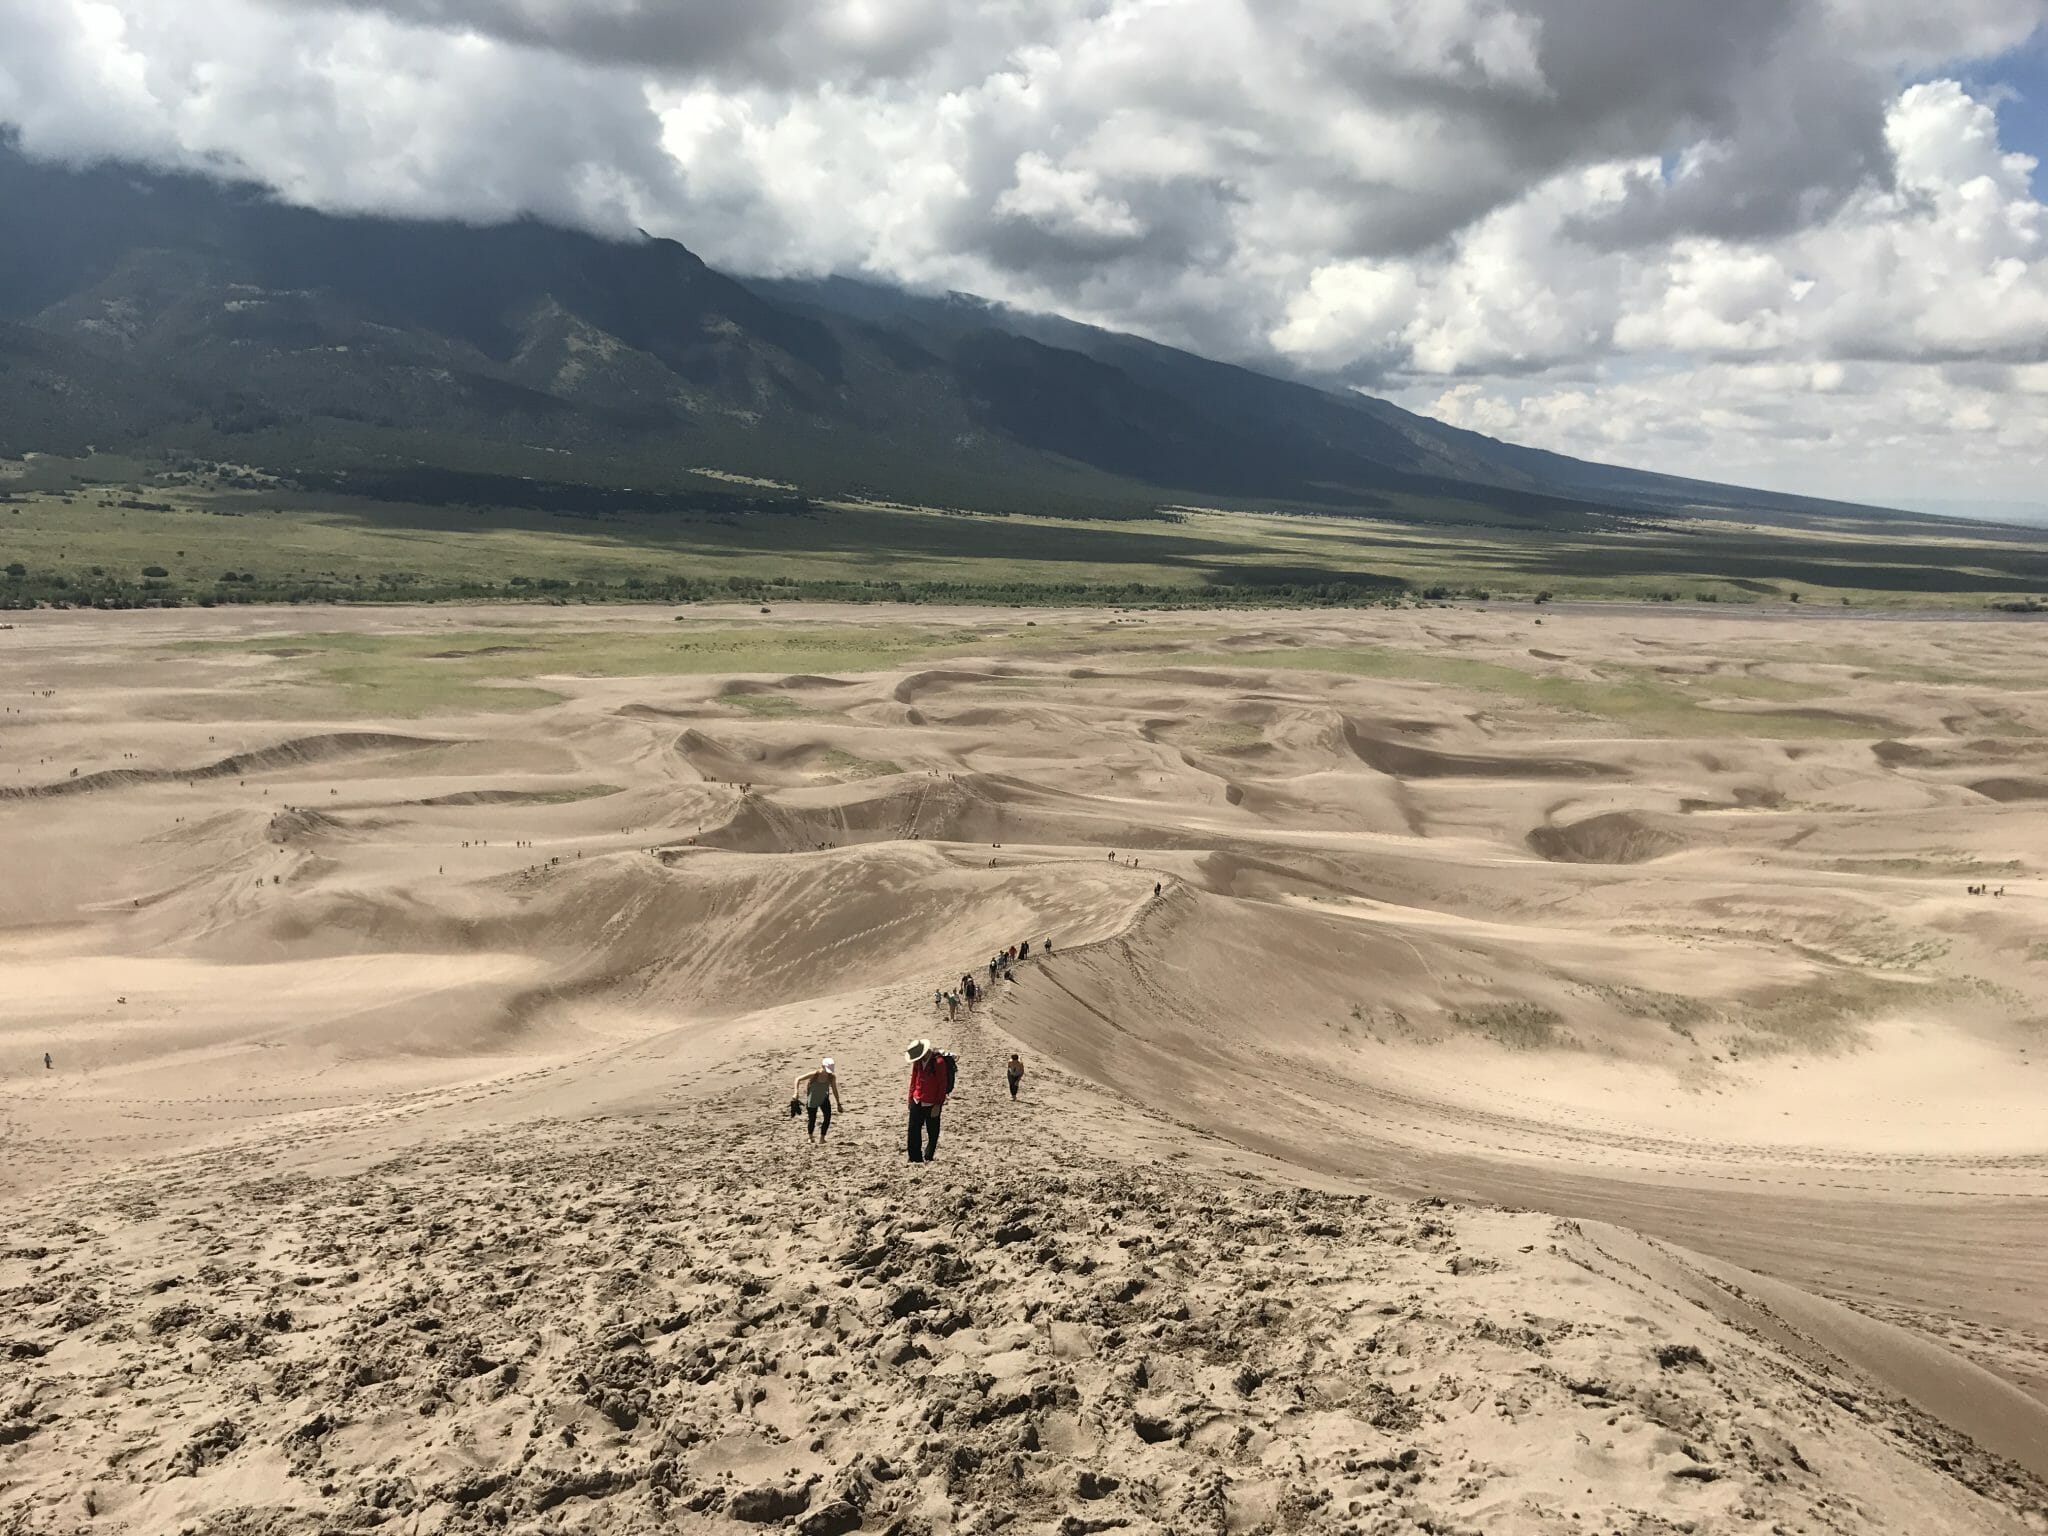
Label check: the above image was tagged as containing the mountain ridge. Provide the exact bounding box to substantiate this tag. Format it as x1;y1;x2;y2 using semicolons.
0;139;1917;528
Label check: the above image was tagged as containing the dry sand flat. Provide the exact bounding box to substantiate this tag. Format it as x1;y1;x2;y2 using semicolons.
4;600;2048;1533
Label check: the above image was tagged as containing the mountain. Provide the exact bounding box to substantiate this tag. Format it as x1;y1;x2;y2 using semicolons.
0;140;1898;526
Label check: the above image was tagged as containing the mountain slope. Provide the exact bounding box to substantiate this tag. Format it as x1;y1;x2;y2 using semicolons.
0;140;1904;525
753;273;1913;525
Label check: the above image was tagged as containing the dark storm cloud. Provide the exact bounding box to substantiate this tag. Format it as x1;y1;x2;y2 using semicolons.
255;0;962;85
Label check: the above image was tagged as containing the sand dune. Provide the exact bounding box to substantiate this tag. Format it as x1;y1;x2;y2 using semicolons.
5;601;2048;1533
0;732;450;799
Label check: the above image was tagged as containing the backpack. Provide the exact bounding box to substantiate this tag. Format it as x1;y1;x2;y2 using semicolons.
939;1052;958;1093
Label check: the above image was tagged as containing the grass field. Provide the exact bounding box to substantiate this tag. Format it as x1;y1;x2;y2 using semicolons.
147;613;1955;742
6;452;2048;611
1199;647;1878;738
172;624;987;714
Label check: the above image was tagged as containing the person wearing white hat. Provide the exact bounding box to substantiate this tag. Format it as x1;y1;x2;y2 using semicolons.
793;1057;844;1142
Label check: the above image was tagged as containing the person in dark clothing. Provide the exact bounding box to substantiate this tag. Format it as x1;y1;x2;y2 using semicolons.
793;1059;844;1142
1006;1053;1024;1100
1154;881;1161;897
44;1052;52;1070
905;1038;950;1163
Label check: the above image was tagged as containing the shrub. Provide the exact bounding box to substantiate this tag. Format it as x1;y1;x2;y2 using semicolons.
142;564;169;578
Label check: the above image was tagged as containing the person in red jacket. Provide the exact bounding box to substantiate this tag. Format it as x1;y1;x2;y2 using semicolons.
905;1038;952;1164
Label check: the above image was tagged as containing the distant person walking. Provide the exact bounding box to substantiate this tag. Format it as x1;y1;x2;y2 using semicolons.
905;1038;954;1164
1006;1052;1024;1100
44;1051;52;1071
793;1058;844;1142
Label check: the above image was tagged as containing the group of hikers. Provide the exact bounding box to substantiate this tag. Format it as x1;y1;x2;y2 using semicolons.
789;1041;1027;1163
929;936;1053;1020
790;931;1048;1163
1967;883;2007;896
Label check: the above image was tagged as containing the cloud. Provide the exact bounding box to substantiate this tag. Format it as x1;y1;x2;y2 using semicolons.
0;0;685;230
2;0;2047;504
254;0;963;87
1408;353;2048;508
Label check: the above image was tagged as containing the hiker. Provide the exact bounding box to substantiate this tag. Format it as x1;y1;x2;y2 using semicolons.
905;1039;955;1164
44;1052;52;1071
793;1058;844;1142
1154;881;1161;897
1044;937;1053;954
946;993;960;1021
1006;1052;1024;1100
1019;939;1030;960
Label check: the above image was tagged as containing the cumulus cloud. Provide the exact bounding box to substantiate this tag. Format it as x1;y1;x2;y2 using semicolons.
2;0;2047;504
0;0;684;229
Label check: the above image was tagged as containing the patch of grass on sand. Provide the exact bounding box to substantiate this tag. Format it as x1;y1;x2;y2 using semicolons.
1684;673;1831;704
725;693;810;718
1198;647;1873;738
176;623;976;712
1584;984;1715;1029
1450;1002;1568;1049
1163;720;1264;752
1730;976;1932;1052
1815;856;2022;880
519;784;628;804
820;749;902;779
262;658;564;717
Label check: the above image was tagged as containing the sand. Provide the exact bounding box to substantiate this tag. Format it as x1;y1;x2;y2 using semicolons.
4;600;2048;1534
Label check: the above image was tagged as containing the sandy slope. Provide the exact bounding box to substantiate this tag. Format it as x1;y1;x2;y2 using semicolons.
4;987;2045;1535
5;601;2048;1532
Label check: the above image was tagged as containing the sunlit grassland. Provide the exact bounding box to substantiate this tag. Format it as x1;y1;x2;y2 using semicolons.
6;471;2048;610
1193;647;1872;738
170;624;1003;715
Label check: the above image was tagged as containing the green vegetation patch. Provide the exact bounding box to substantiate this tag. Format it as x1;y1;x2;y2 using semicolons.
1728;976;1934;1053
725;693;810;718
1160;720;1265;752
1583;983;1715;1029
175;623;991;714
819;749;902;779
1189;647;1873;739
7;455;2048;614
1449;1002;1569;1050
